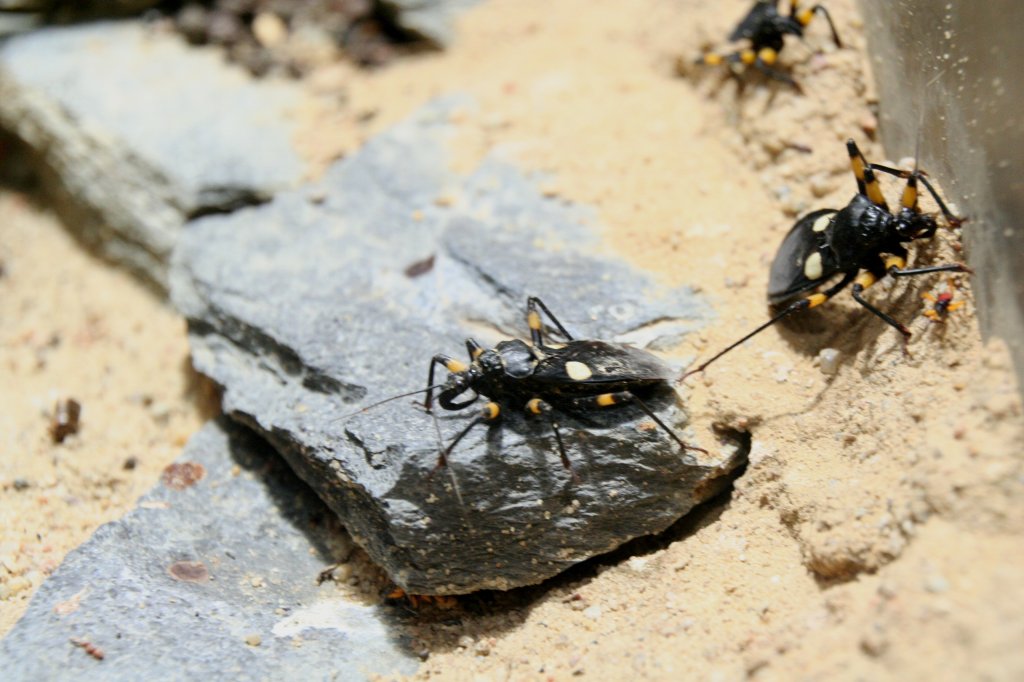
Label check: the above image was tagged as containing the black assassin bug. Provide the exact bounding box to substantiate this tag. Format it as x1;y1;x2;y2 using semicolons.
347;297;705;480
695;0;842;86
682;139;970;379
422;297;706;478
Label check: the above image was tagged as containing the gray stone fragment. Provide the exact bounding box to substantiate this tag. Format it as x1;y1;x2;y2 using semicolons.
0;419;418;680
381;0;480;47
171;98;743;594
0;21;306;290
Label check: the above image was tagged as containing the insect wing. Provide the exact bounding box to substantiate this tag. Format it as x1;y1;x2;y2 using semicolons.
767;208;840;303
533;341;670;385
729;1;778;41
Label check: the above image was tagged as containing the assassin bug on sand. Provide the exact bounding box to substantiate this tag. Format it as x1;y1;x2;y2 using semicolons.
695;0;842;86
682;139;970;379
348;297;704;482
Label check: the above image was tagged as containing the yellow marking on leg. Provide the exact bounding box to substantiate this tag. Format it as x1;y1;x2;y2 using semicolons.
446;359;468;373
471;347;484;360
901;180;918;210
885;255;906;271
849;151;866;182
924;310;940;321
564;361;593;381
864;169;888;206
796;8;814;26
702;53;724;66
740;49;756;65
527;310;542;331
854;272;878;289
921;292;937;303
482;402;500;420
527;398;544;415
596;393;618;407
807;293;828;308
947;301;965;312
757;47;778;65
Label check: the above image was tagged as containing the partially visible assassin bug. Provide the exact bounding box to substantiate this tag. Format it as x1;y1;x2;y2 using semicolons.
695;0;842;86
384;585;458;611
922;278;966;323
349;297;703;481
70;637;104;661
683;139;970;379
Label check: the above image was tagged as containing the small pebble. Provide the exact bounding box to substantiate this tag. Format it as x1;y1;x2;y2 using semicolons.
582;605;602;620
457;635;474;650
924;573;949;594
245;634;262;647
473;639;492;656
819;348;841;376
252;12;288;49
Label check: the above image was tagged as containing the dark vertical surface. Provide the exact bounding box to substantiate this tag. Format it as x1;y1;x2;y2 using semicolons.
860;0;1024;388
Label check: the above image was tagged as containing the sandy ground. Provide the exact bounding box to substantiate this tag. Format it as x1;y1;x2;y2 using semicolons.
0;193;211;634
2;0;1022;679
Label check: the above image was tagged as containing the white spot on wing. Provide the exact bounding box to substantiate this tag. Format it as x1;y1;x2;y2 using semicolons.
804;251;823;280
565;361;593;381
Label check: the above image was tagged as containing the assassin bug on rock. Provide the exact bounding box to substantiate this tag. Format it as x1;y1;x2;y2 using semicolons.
424;297;706;478
350;298;704;481
682;139;970;379
695;0;842;86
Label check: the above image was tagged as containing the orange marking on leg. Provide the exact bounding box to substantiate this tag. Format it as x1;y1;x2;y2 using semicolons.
758;47;778;65
854;272;878;289
807;293;828;308
885;255;906;271
446;359;468;373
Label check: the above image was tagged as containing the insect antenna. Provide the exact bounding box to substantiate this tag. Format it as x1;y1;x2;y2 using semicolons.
333;383;447;422
679;300;812;381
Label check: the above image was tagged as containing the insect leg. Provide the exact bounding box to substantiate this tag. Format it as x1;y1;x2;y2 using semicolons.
888;263;971;277
527;296;575;346
846;139;889;208
465;338;485;361
431;402;501;472
571;392;707;455
884;248;971;278
424;354;467;411
525;398;578;481
850;263;911;338
682;270;858;379
752;47;799;87
792;3;842;47
867;164;964;227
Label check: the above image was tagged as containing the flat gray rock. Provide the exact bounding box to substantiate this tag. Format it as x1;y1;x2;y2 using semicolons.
0;419;418;681
0;21;306;290
171;97;744;594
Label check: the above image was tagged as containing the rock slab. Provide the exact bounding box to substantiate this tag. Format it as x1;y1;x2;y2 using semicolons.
0;419;418;681
171;98;745;594
0;21;306;290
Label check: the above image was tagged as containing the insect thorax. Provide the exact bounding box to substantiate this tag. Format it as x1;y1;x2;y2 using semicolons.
829;195;897;259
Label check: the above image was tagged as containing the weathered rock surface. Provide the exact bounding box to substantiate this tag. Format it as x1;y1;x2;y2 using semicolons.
382;0;480;46
171;98;745;594
0;21;306;290
0;419;418;680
